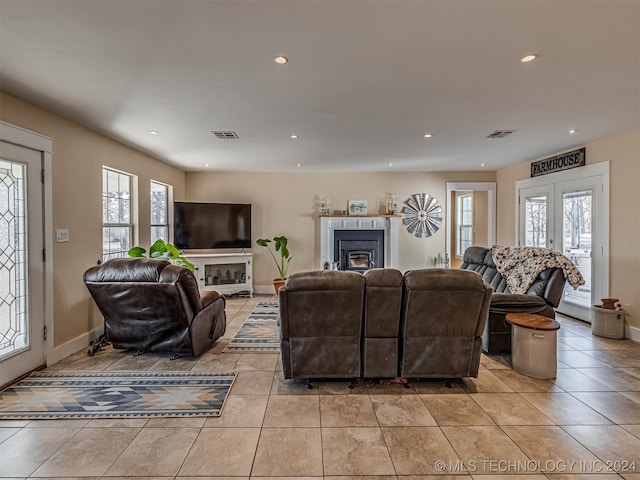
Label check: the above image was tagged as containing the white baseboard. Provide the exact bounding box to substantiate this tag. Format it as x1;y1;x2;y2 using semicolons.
47;325;104;367
625;324;640;342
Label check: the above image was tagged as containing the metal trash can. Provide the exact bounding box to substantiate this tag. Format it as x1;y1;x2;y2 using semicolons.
591;306;625;339
506;313;560;380
511;325;559;379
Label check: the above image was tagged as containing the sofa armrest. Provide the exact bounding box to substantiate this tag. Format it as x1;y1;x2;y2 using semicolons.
201;290;224;308
544;269;566;308
190;295;226;356
490;292;548;315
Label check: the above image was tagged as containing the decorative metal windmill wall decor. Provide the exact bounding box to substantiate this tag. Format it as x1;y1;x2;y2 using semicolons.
402;193;442;238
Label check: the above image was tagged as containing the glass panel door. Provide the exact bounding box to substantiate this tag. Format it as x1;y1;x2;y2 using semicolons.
561;188;593;309
0;160;28;360
519;186;553;248
554;175;604;321
0;141;45;386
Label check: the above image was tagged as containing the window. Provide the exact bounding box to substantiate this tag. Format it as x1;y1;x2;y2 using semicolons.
150;181;169;243
456;193;473;256
102;167;132;261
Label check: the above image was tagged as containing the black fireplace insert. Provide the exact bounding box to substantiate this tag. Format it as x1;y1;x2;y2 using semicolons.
334;230;384;272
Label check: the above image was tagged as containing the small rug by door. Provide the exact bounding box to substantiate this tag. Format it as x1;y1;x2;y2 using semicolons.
224;301;279;353
0;371;236;419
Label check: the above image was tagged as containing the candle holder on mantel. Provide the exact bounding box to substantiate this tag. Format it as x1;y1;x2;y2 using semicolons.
319;195;332;216
386;194;399;215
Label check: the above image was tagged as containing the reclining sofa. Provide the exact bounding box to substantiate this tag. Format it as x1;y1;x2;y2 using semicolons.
459;246;566;353
278;268;491;382
84;258;226;357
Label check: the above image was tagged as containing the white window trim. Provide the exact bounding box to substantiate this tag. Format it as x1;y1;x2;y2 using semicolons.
445;182;496;263
102;166;137;260
150;179;172;243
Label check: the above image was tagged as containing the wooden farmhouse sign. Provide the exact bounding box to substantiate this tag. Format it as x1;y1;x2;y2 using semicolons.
531;148;585;177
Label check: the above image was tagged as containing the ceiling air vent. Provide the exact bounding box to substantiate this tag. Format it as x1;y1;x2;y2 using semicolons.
211;131;239;139
486;130;517;139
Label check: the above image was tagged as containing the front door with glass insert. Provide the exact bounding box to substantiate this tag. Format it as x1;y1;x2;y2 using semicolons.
0;141;45;386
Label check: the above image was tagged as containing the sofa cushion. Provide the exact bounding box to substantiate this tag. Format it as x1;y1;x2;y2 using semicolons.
278;270;365;379
363;268;403;338
400;268;492;378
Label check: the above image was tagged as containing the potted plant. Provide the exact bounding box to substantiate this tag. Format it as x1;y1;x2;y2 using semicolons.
128;239;195;270
256;235;292;294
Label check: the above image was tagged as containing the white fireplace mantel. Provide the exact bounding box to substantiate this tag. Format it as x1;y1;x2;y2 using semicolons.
320;216;399;269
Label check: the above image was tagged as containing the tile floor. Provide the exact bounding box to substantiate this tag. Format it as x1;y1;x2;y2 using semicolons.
1;295;640;479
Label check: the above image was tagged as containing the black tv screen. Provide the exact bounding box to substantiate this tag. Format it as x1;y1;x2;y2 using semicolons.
174;202;252;249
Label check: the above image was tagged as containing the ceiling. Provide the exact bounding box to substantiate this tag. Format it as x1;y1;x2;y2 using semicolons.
1;0;638;173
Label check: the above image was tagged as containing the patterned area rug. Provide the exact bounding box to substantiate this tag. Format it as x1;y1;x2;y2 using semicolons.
224;301;280;353
0;371;236;419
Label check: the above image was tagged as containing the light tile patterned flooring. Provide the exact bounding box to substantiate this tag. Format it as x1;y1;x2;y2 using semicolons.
1;295;640;479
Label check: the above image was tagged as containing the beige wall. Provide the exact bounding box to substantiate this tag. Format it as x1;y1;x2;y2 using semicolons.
474;190;489;247
4;89;636;347
0;92;186;347
185;171;495;288
496;128;640;330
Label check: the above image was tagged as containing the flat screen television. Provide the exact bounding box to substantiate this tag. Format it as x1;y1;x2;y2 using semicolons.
174;202;252;250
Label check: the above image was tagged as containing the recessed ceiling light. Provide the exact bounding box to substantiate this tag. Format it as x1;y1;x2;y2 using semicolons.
274;56;288;64
521;54;538;63
296;163;302;167
388;163;393;167
148;130;159;135
481;163;486;167
205;163;210;167
423;133;433;138
290;134;299;139
569;128;578;134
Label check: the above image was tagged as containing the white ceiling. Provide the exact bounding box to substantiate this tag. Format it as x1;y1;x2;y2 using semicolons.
1;0;638;172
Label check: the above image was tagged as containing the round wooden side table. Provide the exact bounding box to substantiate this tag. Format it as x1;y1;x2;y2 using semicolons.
505;313;561;379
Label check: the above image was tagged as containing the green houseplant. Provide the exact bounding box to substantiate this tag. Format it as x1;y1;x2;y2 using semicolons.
128;239;195;270
256;235;292;293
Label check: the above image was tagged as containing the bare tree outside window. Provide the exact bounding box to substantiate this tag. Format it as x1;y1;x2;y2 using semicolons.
525;195;547;247
564;190;592;251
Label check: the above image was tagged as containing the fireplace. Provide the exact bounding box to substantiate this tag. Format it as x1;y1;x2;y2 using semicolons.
320;216;399;271
334;229;384;272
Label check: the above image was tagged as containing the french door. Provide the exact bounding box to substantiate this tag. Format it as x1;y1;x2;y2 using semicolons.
0;131;48;386
517;163;609;322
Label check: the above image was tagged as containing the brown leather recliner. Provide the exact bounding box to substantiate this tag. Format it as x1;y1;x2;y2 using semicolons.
400;269;492;379
84;258;226;357
278;270;365;380
460;246;566;353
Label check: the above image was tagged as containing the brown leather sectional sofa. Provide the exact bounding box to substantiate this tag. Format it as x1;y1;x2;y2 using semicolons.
459;245;566;353
278;268;492;382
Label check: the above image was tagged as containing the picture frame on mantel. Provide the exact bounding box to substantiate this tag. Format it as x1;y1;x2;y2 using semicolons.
348;200;368;216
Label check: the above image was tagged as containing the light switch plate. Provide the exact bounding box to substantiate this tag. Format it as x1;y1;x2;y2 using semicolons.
56;229;69;243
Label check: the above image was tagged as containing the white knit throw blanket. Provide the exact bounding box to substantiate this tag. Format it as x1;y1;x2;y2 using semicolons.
491;246;585;294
